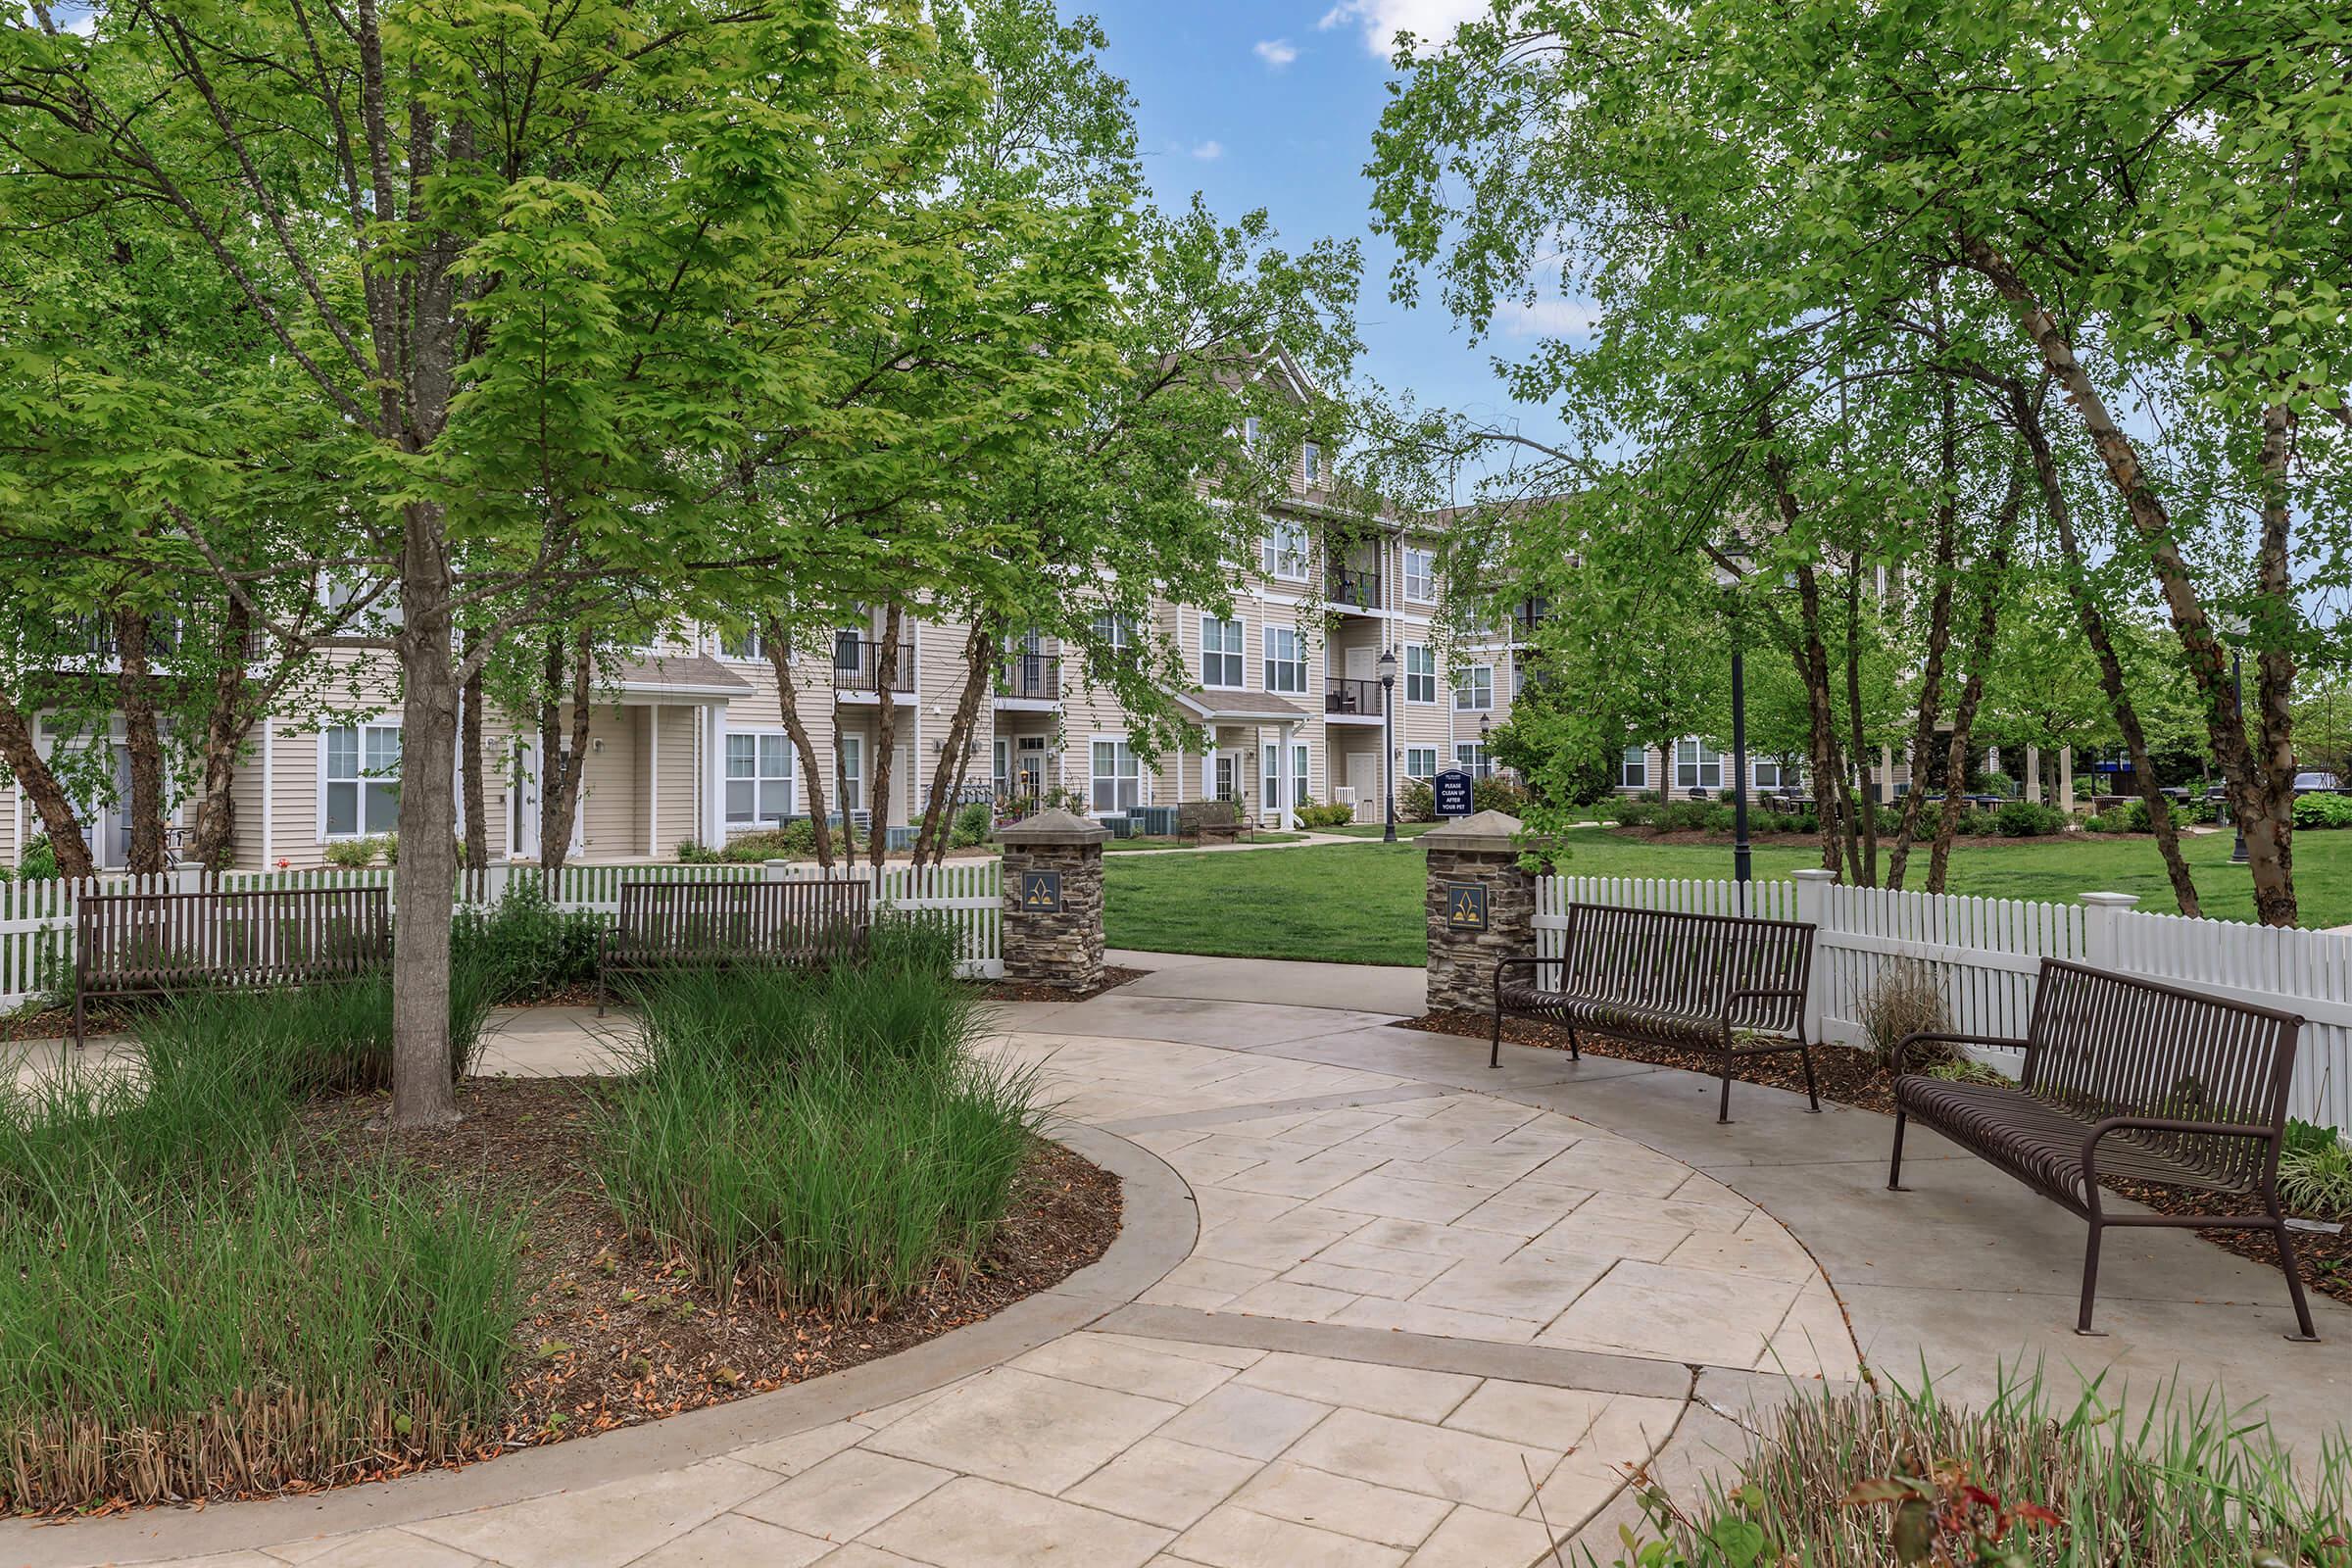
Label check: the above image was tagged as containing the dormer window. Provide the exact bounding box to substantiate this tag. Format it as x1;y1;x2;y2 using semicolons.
1243;416;1260;448
1302;441;1322;487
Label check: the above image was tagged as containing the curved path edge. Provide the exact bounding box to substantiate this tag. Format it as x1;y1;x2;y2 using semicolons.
5;1122;1199;1568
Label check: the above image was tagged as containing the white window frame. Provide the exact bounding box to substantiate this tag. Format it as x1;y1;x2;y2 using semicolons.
1260;740;1309;810
1675;737;1724;791
1403;644;1436;705
1455;743;1490;775
837;736;864;811
1302;440;1323;487
1754;758;1785;790
717;625;764;661
993;738;1010;798
724;729;796;827
1452;663;1493;711
320;719;402;840
1403;547;1436;603
1262;625;1307;694
1404;746;1439;780
1090;738;1142;814
1260;519;1309;582
1619;746;1648;790
1201;615;1245;689
1090;612;1132;651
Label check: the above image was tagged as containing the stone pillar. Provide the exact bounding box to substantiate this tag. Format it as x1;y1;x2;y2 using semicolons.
1423;809;1536;1014
2059;746;2075;816
2025;744;2043;804
999;808;1107;991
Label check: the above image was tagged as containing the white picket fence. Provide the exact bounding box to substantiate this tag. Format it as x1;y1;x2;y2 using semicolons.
1533;867;2349;1133
0;858;1004;1006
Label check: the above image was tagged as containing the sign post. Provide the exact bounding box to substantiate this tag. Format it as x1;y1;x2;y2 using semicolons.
1433;768;1473;818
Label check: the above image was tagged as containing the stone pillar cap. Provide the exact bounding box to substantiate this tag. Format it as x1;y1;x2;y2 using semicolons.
1421;809;1524;851
998;808;1109;846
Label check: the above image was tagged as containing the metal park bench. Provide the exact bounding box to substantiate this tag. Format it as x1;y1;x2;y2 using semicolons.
74;884;392;1046
1492;903;1819;1123
598;877;871;1011
1177;800;1250;845
1888;959;2317;1341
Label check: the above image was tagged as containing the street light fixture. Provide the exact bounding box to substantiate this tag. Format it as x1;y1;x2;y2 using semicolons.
1378;646;1397;844
1480;711;1492;778
2230;644;2250;865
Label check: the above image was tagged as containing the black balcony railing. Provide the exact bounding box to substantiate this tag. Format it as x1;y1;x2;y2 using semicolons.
1325;676;1385;717
997;653;1061;701
832;637;916;694
1327;565;1382;611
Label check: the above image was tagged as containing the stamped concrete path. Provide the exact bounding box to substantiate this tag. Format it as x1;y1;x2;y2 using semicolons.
9;950;2344;1568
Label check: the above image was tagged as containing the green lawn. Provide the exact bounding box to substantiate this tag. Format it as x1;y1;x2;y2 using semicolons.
1102;831;1306;852
1102;830;2352;967
1323;821;1438;839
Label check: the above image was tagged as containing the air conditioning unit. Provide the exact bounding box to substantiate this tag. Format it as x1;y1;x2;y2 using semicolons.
1333;787;1357;808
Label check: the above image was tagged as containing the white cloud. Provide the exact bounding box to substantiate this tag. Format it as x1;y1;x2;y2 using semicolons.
1496;298;1606;338
1191;140;1225;161
1318;0;1489;56
1253;37;1299;69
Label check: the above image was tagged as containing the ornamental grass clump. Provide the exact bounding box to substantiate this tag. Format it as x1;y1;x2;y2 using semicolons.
600;942;1044;1315
1613;1367;2352;1567
0;982;528;1513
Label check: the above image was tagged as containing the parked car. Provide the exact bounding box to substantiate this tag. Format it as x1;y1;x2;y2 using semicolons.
2204;770;2347;804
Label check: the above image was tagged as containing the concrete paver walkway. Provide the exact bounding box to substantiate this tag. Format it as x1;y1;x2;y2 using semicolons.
8;950;2344;1568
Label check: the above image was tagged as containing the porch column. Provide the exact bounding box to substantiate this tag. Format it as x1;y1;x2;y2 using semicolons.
2025;745;2042;804
2058;746;2075;816
1281;720;1300;832
647;704;662;857
705;706;727;848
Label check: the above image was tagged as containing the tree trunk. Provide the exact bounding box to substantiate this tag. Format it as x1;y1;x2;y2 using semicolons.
867;605;904;870
1960;233;2285;921
113;610;170;874
461;630;488;873
2009;380;2203;916
1928;466;2025;892
539;627;593;872
388;502;462;1128
2246;401;2298;919
761;615;832;871
188;595;253;868
0;696;95;878
1886;368;1961;890
913;618;996;866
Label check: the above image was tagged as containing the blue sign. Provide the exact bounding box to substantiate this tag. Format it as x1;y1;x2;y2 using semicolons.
1434;769;1474;817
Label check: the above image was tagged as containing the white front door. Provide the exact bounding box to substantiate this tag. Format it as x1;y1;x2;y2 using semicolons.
1347;751;1377;822
510;739;540;859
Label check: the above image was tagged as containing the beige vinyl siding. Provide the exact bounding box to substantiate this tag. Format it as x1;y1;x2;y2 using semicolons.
654;706;701;854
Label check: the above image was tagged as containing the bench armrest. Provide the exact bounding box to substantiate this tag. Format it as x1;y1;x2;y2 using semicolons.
1493;955;1560;998
2082;1114;2278;1183
1891;1030;2025;1078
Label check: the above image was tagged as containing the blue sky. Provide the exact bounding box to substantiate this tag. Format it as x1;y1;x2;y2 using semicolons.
1092;0;1571;499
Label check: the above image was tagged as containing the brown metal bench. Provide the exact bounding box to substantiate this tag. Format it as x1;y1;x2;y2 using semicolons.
1177;800;1250;845
1493;904;1818;1123
1888;958;2317;1341
74;885;392;1045
598;877;871;1011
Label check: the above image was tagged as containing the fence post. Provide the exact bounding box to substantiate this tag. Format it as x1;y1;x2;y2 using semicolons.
1790;868;1836;1044
171;860;205;896
763;858;790;885
2079;891;2139;970
1423;809;1535;1015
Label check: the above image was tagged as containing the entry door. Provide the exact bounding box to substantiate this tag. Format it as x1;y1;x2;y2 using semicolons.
1347;752;1376;821
109;744;135;867
1213;753;1238;802
510;739;541;858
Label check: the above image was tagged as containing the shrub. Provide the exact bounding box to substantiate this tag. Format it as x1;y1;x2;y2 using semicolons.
1614;798;1658;827
1400;778;1435;821
1613;1371;2352;1568
2083;811;2117;833
1296;802;1356;828
949;799;994;848
677;838;718;862
455;876;604;1001
2294;792;2352;829
599;951;1042;1314
1854;959;1949;1070
1700;805;1734;832
1994;799;2066;837
1471;775;1530;814
17;834;57;882
322;835;383;869
2279;1126;2352;1220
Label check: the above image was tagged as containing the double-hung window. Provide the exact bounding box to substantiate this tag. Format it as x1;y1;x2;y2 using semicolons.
1091;612;1132;651
1090;740;1141;812
718;625;763;661
1452;663;1493;711
323;721;401;837
1302;441;1323;487
1263;626;1307;694
1260;520;1309;581
1619;746;1648;790
1754;758;1784;790
1405;747;1438;780
724;732;795;826
1403;547;1436;602
1403;644;1436;704
1676;738;1724;791
1201;616;1244;687
1455;743;1491;775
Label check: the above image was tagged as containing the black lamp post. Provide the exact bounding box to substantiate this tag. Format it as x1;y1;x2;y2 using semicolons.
1480;712;1492;778
1718;542;1754;899
1378;646;1397;844
2231;647;2250;865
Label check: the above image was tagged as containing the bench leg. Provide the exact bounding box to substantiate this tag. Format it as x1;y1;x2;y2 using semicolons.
1716;1054;1735;1124
1797;1042;1821;1113
1489;1005;1503;1070
1886;1110;1908;1192
2076;1219;2106;1337
1563;1025;1580;1063
2272;1201;2323;1343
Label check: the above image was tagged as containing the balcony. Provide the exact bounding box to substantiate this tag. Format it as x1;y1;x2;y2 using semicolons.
1326;565;1382;614
1509;599;1551;641
996;652;1061;706
831;637;916;696
1324;676;1386;721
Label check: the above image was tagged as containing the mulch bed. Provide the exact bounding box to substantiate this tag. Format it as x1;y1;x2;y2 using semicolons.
1408;1009;2352;1308
984;965;1148;1004
286;1077;1120;1483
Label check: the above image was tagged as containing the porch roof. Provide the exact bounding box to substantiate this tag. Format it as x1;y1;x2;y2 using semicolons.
1174;689;1309;725
611;653;754;702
